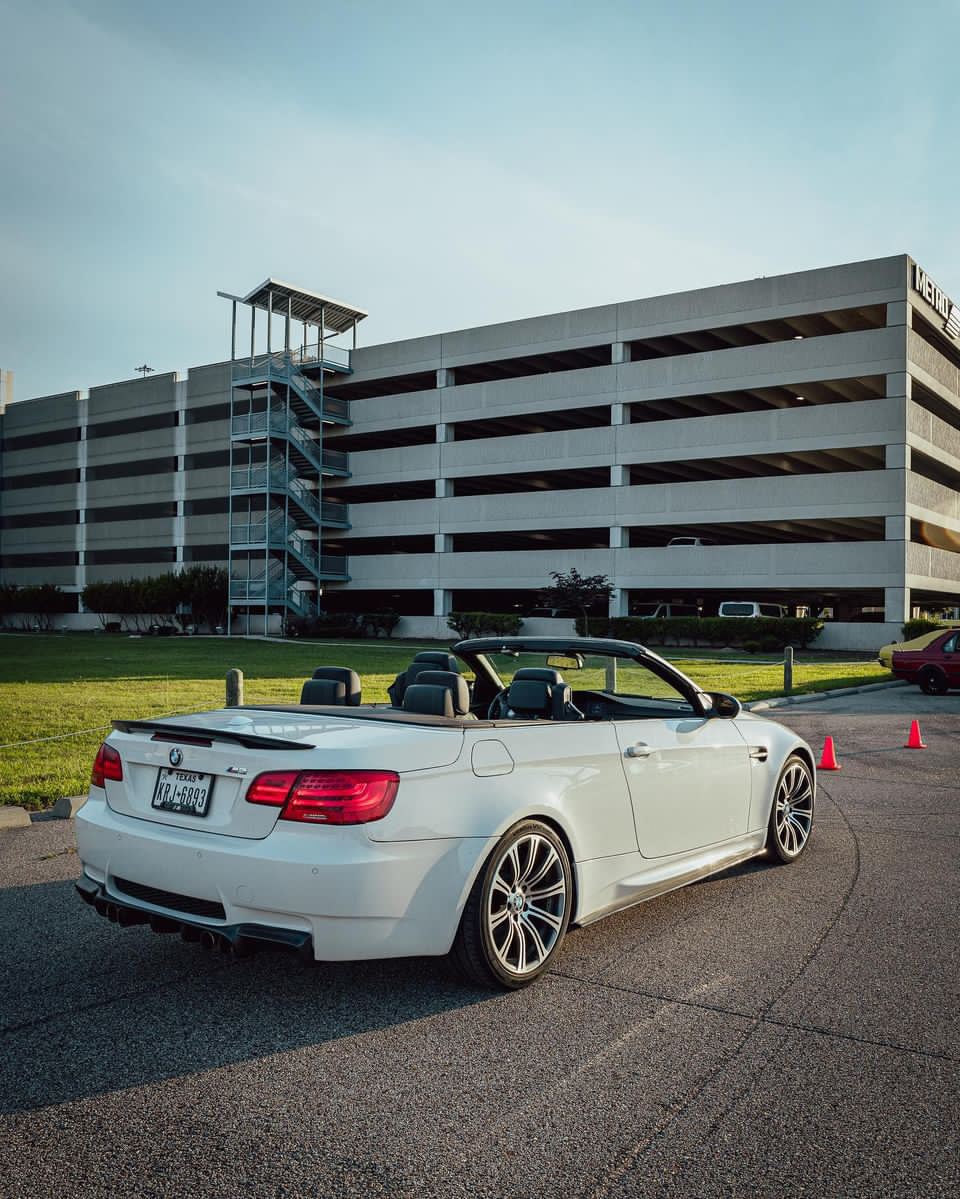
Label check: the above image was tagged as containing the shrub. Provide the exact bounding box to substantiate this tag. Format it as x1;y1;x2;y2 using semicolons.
447;612;524;639
742;640;761;654
902;618;943;640
593;615;823;650
361;610;401;639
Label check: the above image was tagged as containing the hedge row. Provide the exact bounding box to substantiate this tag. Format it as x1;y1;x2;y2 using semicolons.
286;611;401;639
901;619;947;640
447;612;524;639
576;615;824;650
81;567;227;632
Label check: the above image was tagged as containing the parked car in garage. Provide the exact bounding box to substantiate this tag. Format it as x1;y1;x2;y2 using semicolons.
891;629;960;694
76;637;816;990
629;602;701;618
718;601;789;618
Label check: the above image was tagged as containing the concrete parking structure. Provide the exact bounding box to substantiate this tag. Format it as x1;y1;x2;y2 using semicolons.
3;254;960;648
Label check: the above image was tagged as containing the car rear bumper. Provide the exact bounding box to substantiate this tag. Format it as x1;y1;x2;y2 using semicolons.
76;792;493;960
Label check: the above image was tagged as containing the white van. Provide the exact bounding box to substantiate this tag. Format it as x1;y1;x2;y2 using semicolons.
630;602;701;619
718;601;788;618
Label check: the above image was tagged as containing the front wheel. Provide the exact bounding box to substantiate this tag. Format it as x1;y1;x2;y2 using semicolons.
451;820;572;989
767;755;815;864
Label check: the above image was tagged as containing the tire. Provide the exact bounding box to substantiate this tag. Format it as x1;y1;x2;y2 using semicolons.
767;755;815;864
917;666;949;696
450;820;572;990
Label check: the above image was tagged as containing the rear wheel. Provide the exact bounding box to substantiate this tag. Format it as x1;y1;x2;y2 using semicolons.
451;820;572;989
918;666;948;696
767;755;815;864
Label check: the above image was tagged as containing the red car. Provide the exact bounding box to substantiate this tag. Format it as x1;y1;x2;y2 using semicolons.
891;630;960;694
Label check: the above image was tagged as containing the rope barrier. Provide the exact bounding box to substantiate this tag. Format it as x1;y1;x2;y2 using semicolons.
0;702;221;750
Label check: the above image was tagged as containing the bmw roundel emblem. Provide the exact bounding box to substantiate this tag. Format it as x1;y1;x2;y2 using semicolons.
169;748;183;767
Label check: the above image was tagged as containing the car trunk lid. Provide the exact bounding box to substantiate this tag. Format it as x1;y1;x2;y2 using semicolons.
103;708;464;839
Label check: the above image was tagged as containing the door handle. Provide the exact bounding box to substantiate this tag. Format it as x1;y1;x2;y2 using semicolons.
625;743;653;758
748;746;768;762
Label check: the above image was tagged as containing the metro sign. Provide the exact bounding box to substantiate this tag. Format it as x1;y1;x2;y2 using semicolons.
913;264;960;340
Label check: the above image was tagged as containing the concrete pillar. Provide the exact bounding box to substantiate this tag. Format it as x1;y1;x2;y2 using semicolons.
436;368;454;388
434;533;452;553
885;516;909;541
609;588;628;617
611;342;628;364
609;526;626;549
433;588;451;617
885;444;911;470
611;402;624;425
435;478;452;498
886;372;911;400
610;464;627;486
886;301;909;327
884;587;910;625
436;423;449;443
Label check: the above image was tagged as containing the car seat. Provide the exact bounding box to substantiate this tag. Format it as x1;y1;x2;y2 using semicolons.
388;652;461;707
300;667;362;706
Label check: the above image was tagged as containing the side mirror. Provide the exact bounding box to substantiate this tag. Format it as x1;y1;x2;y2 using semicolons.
707;692;741;718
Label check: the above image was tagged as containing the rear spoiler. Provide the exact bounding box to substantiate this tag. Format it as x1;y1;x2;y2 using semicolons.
111;719;314;752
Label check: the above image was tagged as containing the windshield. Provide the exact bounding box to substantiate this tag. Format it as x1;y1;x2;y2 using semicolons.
484;652;694;706
722;603;755;616
631;604;660;617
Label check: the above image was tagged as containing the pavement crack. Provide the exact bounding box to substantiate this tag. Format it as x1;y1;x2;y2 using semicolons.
550;970;959;1065
580;780;865;1198
0;961;230;1038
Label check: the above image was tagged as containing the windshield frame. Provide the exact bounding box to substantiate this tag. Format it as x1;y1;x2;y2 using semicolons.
451;636;710;713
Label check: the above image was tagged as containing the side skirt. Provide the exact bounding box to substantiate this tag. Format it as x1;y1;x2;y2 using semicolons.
575;832;767;928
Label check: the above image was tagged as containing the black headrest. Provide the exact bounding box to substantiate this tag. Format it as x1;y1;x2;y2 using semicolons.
413;652;461;674
506;678;552;716
405;660;442;687
416;670;471;716
513;667;564;685
310;667;361;705
402;683;455;718
300;678;346;705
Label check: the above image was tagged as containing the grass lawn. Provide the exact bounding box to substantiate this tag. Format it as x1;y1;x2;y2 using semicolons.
0;633;891;809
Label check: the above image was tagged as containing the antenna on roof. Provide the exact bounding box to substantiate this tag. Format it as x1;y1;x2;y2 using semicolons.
134;364;154;377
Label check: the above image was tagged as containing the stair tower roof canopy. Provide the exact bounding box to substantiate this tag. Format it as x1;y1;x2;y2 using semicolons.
232;279;367;334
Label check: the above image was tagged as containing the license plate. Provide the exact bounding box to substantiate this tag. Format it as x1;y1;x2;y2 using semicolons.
151;768;214;817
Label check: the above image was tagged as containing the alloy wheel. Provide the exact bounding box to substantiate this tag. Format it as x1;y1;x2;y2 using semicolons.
486;833;567;976
774;761;814;857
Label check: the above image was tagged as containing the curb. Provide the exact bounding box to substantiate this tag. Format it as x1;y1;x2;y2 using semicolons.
0;806;32;830
52;796;87;820
746;679;908;713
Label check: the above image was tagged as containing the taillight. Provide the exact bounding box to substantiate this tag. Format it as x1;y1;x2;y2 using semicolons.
245;769;399;825
91;743;123;788
245;771;299;806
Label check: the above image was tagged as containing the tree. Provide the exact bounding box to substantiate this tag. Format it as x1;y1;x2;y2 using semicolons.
16;584;74;631
543;568;614;636
178;566;227;631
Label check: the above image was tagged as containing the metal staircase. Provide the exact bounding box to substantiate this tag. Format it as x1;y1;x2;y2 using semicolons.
221;280;366;634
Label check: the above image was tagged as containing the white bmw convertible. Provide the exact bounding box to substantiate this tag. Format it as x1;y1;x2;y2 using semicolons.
76;637;816;989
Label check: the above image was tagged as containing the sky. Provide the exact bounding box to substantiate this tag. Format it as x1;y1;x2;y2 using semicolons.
1;0;959;403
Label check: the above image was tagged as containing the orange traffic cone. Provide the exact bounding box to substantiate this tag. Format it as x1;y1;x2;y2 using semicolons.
818;735;841;770
904;720;927;750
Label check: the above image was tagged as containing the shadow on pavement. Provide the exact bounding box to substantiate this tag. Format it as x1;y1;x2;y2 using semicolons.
0;878;492;1115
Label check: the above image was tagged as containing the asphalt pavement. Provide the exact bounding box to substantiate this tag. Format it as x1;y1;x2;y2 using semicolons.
1;686;958;1198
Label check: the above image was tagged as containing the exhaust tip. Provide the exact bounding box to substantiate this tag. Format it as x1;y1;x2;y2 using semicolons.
199;930;219;951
